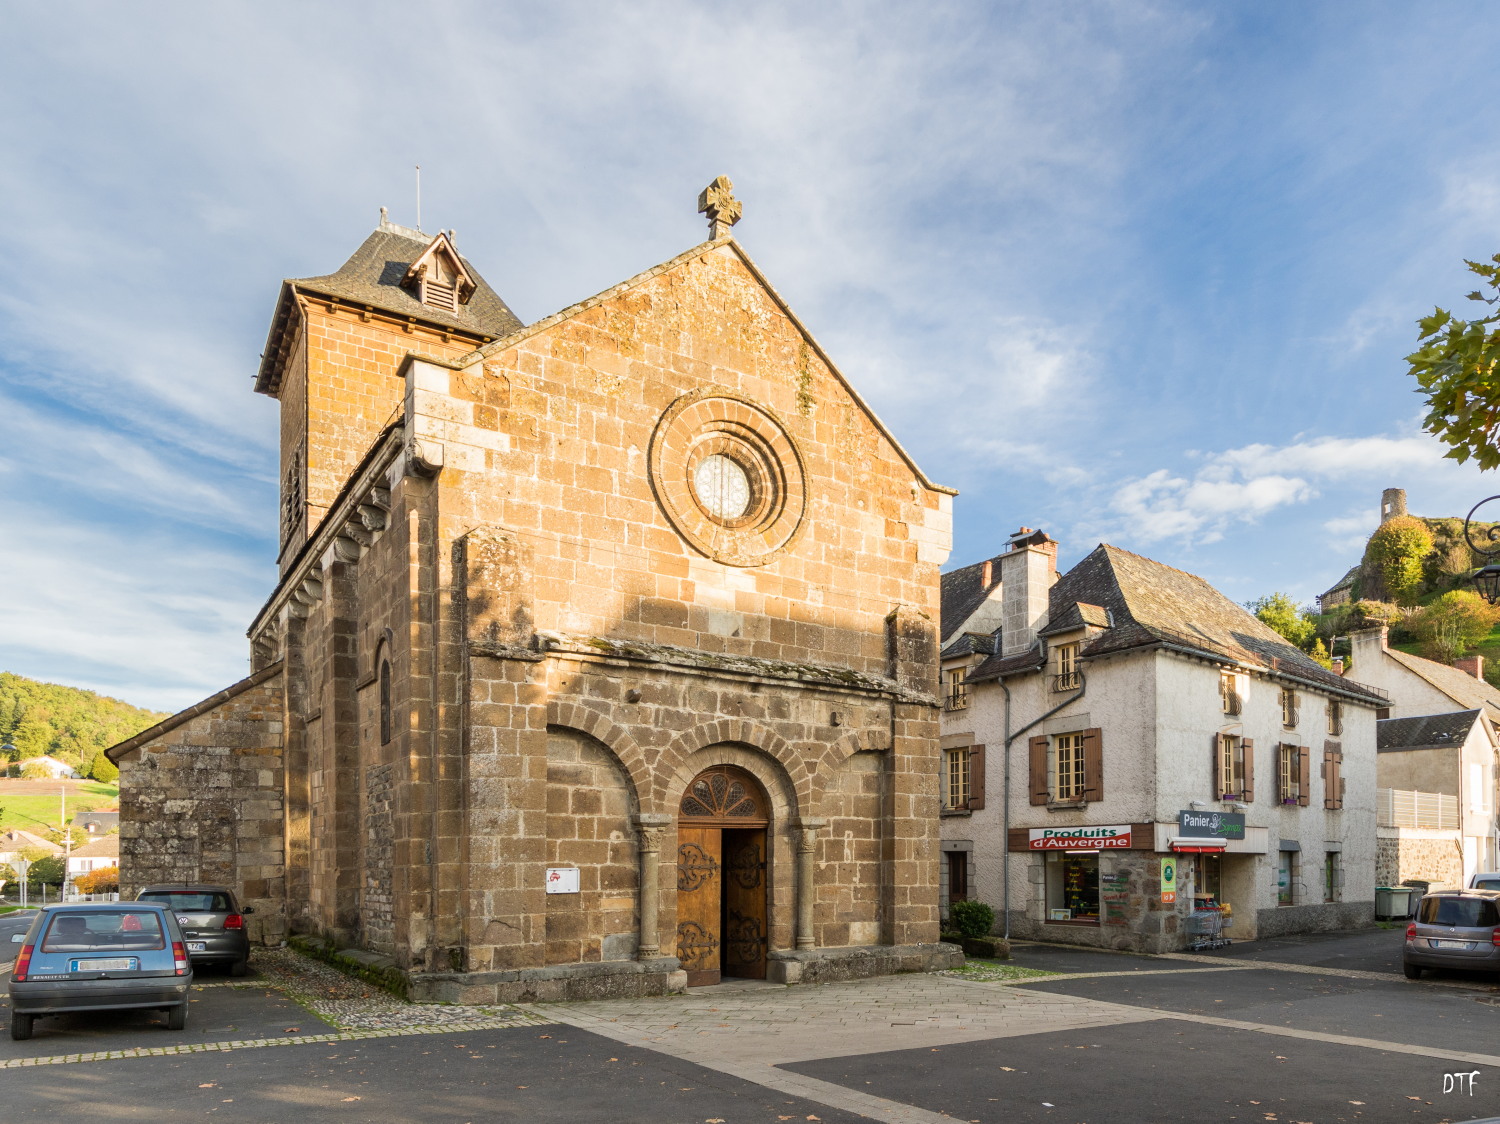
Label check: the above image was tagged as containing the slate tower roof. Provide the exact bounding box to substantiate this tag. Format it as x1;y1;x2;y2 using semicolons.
255;219;524;396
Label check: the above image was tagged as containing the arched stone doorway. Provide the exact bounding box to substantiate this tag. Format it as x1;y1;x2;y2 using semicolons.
676;764;769;985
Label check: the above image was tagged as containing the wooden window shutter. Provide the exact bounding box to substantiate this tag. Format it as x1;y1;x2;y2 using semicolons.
1242;738;1255;803
1082;728;1104;801
1336;751;1345;810
1029;735;1049;805
1297;745;1311;807
1212;733;1223;796
968;745;986;811
1322;748;1334;810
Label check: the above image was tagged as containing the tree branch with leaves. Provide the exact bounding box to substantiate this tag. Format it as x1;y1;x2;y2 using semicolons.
1407;255;1500;467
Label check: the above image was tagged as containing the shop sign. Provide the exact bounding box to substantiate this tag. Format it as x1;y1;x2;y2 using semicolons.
545;867;580;894
1028;825;1132;850
1177;809;1246;840
1160;857;1177;904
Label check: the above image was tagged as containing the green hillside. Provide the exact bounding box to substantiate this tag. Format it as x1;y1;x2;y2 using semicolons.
0;672;169;771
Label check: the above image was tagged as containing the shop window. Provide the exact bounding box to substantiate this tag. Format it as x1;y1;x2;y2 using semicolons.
1045;852;1100;923
1277;851;1298;906
1213;734;1254;802
1220;671;1242;716
943;748;970;810
1323;852;1341;902
946;851;969;904
1281;688;1299;729
1277;744;1309;806
1194;853;1222;907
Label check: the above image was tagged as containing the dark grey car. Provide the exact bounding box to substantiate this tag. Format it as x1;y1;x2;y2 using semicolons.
1403;889;1500;979
136;884;252;976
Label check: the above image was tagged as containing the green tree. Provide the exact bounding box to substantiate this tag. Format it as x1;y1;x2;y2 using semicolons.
27;854;64;885
1406;590;1500;664
1364;516;1435;606
89;750;118;784
20;760;54;779
1406;254;1500;468
1247;593;1316;649
1307;638;1333;669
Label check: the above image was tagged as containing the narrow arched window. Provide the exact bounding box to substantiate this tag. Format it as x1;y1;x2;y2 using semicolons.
379;659;392;745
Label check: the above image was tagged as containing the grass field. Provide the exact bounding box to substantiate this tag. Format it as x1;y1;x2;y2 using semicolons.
0;779;118;835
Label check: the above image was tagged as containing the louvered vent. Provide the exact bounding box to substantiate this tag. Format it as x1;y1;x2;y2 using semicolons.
423;279;458;312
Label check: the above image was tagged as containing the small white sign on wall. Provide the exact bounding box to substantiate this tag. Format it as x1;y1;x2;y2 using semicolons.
545;867;580;894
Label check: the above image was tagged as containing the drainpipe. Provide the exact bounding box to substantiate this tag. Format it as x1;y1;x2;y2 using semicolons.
1001;667;1087;943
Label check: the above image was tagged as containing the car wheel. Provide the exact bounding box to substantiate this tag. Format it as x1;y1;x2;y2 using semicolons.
1402;961;1423;980
165;1005;187;1031
230;958;250;978
10;1012;33;1041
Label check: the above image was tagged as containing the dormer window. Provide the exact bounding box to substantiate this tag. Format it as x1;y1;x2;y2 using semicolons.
402;231;476;315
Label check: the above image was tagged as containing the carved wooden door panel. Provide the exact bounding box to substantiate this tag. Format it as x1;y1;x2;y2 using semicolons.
722;829;767;979
676;826;722;986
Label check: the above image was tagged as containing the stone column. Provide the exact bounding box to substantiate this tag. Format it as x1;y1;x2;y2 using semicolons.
794;817;827;950
633;813;674;958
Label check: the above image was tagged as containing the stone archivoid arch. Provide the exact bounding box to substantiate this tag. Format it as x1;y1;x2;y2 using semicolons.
545;700;650;812
654;718;810;814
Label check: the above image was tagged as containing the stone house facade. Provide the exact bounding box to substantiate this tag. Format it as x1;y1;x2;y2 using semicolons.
108;183;961;1000
940;538;1385;952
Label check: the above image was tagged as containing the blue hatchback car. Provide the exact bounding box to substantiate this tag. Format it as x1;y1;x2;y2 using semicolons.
8;902;193;1040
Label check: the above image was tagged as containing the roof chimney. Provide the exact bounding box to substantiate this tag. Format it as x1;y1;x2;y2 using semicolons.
981;559;993;588
998;528;1058;658
1454;655;1485;680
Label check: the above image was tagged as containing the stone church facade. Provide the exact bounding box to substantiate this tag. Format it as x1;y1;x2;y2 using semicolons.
108;182;961;1001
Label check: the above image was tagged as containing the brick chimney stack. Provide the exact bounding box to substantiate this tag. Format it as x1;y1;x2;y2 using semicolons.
1331;656;1345;676
1454;655;1485;680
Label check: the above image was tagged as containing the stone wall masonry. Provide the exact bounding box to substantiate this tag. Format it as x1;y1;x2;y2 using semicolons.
1376;828;1464;888
117;673;288;946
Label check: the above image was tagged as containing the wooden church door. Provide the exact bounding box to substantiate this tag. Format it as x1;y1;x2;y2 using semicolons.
676;766;769;985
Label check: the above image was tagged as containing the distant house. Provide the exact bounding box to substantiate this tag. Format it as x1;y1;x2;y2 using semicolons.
66;835;119;882
72;810;120;835
1376;710;1497;888
1315;565;1360;614
0;828;63;867
1349;627;1500;886
15;756;81;779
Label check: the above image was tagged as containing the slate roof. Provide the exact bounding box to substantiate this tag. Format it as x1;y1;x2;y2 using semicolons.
1384;648;1500;722
255;222;524;395
1318;564;1360;602
940;556;1003;645
73;810;119;830
940;632;1000;661
1378;709;1483;751
972;543;1386;703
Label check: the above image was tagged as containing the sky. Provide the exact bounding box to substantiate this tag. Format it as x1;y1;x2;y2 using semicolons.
3;1;1500;712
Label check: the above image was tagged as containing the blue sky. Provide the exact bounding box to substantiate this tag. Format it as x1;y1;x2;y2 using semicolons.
3;2;1500;712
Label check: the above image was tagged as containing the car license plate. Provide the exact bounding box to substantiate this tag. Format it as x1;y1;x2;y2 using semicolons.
1431;939;1472;949
187;942;207;952
72;958;136;972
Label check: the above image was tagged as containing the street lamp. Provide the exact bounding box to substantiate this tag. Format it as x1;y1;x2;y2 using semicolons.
1464;497;1500;605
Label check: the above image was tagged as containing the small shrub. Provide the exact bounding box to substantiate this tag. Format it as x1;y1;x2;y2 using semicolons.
949;899;995;938
74;865;119;894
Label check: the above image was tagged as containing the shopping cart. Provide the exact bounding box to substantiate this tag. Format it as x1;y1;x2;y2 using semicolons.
1186;906;1231;951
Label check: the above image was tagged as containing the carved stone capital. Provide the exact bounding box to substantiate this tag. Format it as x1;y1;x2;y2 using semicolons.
633;813;674;854
794;817;827;854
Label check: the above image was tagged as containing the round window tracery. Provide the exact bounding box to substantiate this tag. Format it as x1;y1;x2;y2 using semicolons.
694;454;752;522
648;389;807;567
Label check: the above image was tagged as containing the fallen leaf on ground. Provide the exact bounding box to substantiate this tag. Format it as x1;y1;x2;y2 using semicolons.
341;1097;360;1103
999;1067;1015;1072
198;1084;216;1089
1348;1101;1364;1105
284;1028;300;1033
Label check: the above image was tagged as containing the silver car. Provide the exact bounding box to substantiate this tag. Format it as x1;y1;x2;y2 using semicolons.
1403;889;1500;980
135;884;252;976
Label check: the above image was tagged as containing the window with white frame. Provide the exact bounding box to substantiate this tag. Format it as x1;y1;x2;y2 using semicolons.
943;747;971;810
1053;643;1080;691
1220;671;1242;716
1051;733;1086;802
944;666;969;711
1280;687;1299;729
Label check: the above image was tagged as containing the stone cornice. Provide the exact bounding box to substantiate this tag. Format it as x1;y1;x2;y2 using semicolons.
105;662;285;763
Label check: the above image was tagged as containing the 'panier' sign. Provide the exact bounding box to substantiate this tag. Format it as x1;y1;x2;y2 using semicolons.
1028;825;1132;850
1176;809;1245;839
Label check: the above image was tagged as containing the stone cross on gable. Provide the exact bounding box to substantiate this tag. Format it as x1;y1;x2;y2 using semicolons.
698;175;743;239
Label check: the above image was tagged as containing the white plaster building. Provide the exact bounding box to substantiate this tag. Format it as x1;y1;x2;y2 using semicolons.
1349;627;1500;886
940;537;1386;952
